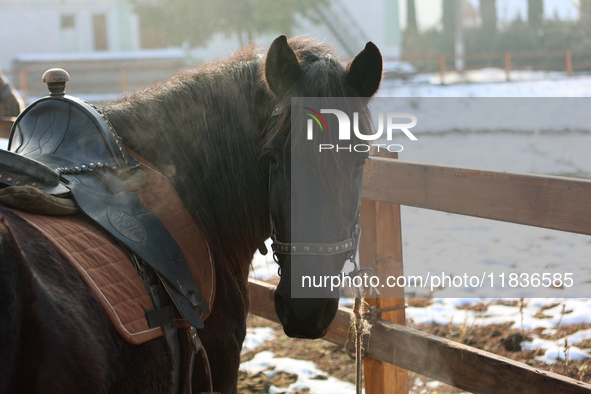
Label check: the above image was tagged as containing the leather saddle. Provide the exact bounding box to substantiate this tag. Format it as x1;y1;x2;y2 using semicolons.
0;69;209;329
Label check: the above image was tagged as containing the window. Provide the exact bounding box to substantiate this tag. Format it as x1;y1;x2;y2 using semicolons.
61;14;75;29
93;14;108;51
60;14;77;52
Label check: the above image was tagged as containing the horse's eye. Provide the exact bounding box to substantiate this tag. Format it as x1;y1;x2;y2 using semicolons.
263;150;280;169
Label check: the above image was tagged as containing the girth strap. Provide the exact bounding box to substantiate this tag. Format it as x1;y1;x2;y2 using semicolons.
133;255;182;394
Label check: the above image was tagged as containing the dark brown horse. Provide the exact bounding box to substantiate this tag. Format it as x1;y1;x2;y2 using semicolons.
0;36;382;393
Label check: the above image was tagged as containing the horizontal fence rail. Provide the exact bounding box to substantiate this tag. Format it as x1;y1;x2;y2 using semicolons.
9;57;187;100
401;50;574;63
0;117;15;140
362;157;591;236
249;279;591;394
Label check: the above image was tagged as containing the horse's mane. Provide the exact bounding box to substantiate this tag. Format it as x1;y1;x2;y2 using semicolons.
101;36;362;301
102;44;272;302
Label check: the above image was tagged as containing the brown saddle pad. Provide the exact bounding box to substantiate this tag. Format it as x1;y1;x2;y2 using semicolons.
3;150;215;345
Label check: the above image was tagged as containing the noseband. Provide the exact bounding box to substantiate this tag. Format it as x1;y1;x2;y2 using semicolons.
266;106;362;264
271;223;361;259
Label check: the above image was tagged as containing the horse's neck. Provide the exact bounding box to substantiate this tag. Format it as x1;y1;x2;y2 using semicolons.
107;69;271;267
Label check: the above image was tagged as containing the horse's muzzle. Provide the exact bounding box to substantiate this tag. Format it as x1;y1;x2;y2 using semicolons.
274;291;339;339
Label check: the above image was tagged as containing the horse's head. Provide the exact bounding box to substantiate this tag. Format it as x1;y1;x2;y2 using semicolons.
262;36;382;338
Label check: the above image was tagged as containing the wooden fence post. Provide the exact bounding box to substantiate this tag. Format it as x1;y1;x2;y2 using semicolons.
504;52;511;81
120;67;128;93
360;151;407;394
439;55;446;85
18;70;28;102
0;117;15;139
566;50;573;77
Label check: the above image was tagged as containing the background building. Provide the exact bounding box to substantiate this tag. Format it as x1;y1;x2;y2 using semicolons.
0;0;140;71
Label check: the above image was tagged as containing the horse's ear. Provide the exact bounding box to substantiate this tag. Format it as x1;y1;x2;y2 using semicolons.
265;35;302;97
345;42;383;97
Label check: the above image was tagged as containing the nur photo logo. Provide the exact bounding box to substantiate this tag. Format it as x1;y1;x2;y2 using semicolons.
303;107;418;153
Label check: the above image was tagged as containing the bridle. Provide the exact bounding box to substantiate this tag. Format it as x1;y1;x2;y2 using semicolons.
271;225;361;258
265;106;363;268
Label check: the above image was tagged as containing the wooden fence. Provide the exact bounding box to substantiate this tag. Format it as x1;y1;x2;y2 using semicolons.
402;50;587;83
8;53;187;101
249;152;591;393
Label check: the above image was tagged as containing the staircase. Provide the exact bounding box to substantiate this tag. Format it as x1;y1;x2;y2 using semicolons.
318;1;369;58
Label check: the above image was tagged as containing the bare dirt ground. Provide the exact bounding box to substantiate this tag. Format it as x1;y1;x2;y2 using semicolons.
239;299;591;394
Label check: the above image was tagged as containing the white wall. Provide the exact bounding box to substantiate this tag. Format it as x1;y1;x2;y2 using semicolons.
0;0;135;71
0;2;60;70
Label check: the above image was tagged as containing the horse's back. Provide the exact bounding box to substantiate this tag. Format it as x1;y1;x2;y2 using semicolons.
0;206;173;393
0;206;113;392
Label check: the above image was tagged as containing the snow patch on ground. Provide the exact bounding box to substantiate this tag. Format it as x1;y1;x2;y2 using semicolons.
406;298;591;331
242;327;277;354
240;351;357;394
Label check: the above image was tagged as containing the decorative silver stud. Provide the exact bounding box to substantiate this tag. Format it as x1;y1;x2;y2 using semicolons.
304;246;310;252
15;180;21;186
328;247;332;253
32;182;37;187
292;246;297;252
74;166;81;172
81;165;88;171
97;162;104;168
6;176;12;183
89;163;96;169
